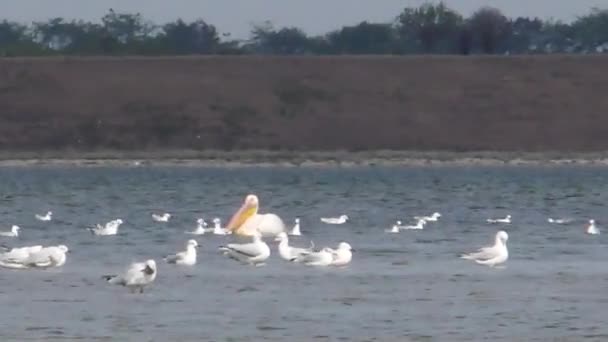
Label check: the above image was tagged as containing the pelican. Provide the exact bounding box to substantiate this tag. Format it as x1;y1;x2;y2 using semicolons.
461;231;509;267
487;215;511;224
0;225;20;237
289;218;301;236
35;211;53;222
225;194;285;237
587;219;600;235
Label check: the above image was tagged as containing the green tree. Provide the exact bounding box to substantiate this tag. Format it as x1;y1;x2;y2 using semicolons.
161;19;220;54
326;21;396;54
470;7;511;53
249;21;312;54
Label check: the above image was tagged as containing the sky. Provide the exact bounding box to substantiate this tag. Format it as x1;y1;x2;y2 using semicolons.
1;0;606;39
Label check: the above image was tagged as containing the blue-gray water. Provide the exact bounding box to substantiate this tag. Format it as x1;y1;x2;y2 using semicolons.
0;165;607;341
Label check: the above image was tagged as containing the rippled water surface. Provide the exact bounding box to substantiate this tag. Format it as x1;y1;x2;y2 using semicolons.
1;165;608;341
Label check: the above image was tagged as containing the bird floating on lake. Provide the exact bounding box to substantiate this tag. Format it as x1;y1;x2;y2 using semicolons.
0;225;20;238
152;213;171;222
289;218;301;236
487;215;511;224
586;219;600;235
35;211;52;222
320;215;349;225
461;231;509;267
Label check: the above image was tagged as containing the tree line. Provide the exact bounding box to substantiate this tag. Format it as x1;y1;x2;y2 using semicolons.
1;3;608;56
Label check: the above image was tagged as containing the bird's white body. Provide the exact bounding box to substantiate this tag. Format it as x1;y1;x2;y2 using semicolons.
165;239;198;265
414;212;441;222
402;219;426;230
461;231;509;267
0;245;68;269
487;215;511;224
587;219;600;235
212;218;230;235
275;232;312;261
0;245;43;264
320;215;349;225
219;233;270;265
186;218;208;235
294;248;335;266
152;213;171;222
386;221;403;233
226;195;285;237
35;211;53;222
104;259;157;293
89;219;123;236
0;225;20;237
548;218;572;224
289;218;301;236
326;242;353;266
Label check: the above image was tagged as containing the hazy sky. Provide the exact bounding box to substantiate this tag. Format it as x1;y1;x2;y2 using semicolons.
1;0;606;39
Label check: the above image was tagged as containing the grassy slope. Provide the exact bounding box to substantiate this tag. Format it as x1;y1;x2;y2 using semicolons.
1;55;608;152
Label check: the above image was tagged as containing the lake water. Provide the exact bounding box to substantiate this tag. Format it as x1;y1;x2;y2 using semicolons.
0;165;607;341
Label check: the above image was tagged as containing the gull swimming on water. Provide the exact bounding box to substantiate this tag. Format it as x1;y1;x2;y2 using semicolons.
548;217;573;224
289;218;301;236
414;212;441;222
164;239;199;266
88;219;123;236
152;213;171;222
103;259;157;293
293;242;353;266
386;220;403;233
401;219;426;230
186;218;208;235
275;232;313;261
586;219;600;235
219;232;270;265
0;245;69;269
0;225;20;237
461;230;509;267
320;215;349;225
487;215;511;224
326;242;353;266
212;218;230;235
35;211;52;222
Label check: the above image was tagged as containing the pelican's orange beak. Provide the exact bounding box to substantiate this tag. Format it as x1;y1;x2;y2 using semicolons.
226;195;258;234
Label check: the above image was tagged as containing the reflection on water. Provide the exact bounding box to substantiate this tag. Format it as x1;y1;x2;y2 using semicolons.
0;165;607;340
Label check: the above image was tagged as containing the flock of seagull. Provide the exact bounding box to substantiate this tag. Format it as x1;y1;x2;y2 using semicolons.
0;194;600;294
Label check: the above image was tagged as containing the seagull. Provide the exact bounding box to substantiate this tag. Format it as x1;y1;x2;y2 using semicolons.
586;219;600;235
152;213;171;222
487;215;511;224
186;218;208;235
292;247;335;266
320;215;348;224
103;259;157;293
212;218;229;235
289;218;301;236
326;242;353;266
35;211;52;222
0;225;20;237
0;245;43;264
88;219;123;236
274;232;313;261
219;232;270;265
0;245;69;269
548;217;573;224
461;230;509;267
164;239;199;266
385;220;403;233
414;212;441;222
401;219;426;230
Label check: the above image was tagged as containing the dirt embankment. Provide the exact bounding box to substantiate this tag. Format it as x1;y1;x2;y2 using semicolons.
1;55;608;153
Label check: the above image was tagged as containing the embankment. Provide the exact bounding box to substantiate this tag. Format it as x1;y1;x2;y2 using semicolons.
1;55;608;153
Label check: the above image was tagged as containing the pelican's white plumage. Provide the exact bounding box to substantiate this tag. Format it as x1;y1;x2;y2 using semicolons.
0;225;20;237
275;232;313;261
587;219;600;235
320;215;349;225
35;211;53;222
225;194;285;237
461;231;509;267
165;239;199;265
103;259;157;293
219;232;270;265
289;218;301;236
487;215;511;224
89;219;123;236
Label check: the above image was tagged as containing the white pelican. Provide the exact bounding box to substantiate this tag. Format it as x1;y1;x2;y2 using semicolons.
152;213;171;222
461;231;509;267
35;211;52;222
164;239;199;266
548;217;572;224
89;219;123;236
414;212;441;222
320;215;349;224
274;232;313;261
487;215;511;224
103;259;157;293
0;225;20;237
289;218;301;236
218;232;270;265
225;194;285;237
587;219;600;235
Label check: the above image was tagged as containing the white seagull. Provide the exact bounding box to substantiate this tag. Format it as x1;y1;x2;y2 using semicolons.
414;212;441;222
89;219;123;236
164;239;199;266
219;232;270;265
320;215;349;225
0;245;69;269
152;213;171;222
461;230;509;267
587;219;600;235
385;220;403;233
35;211;53;222
0;245;43;265
274;232;313;261
326;242;353;266
293;248;335;266
548;217;573;224
0;225;20;237
186;218;208;235
212;218;229;235
401;219;426;230
289;218;302;236
103;259;158;293
487;215;511;224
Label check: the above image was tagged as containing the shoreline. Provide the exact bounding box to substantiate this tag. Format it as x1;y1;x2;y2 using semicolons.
2;150;608;167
